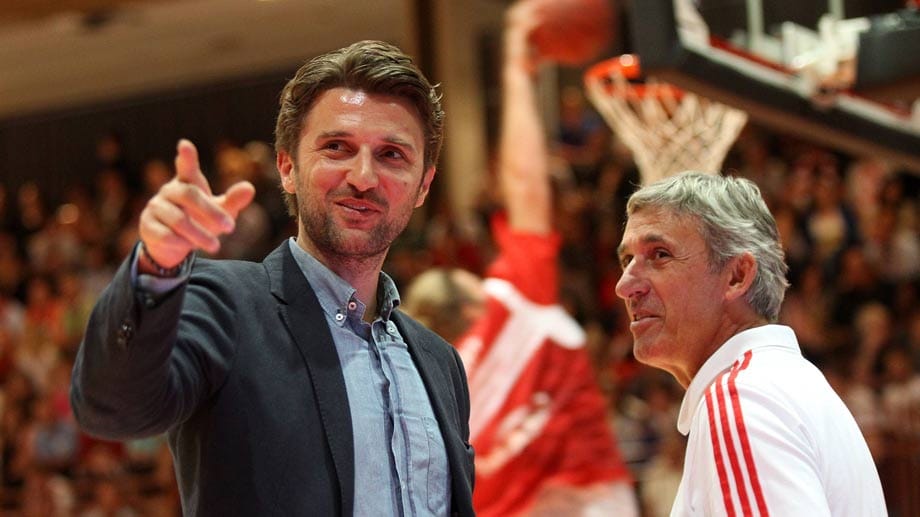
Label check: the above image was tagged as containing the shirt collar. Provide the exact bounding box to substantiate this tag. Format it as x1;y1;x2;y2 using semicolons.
677;324;800;435
376;273;401;320
287;237;401;324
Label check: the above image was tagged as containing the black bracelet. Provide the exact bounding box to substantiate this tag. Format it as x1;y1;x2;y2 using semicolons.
139;241;185;277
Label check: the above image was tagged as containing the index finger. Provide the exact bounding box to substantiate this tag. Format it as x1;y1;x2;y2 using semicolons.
174;139;213;196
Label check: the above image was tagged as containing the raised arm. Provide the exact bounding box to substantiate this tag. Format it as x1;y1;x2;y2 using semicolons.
138;139;255;273
499;2;552;235
71;139;256;439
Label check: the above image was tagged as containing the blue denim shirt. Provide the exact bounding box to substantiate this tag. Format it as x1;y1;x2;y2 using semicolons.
288;239;451;516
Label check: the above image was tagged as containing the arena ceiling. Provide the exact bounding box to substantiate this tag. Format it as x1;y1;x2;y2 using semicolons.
0;0;405;119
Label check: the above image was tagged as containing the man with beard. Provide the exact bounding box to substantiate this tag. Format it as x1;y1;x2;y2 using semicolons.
71;40;474;517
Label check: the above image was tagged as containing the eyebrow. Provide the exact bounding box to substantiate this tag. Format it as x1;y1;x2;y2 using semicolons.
617;233;669;258
317;130;349;139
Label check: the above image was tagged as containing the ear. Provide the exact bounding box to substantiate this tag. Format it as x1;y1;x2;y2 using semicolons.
414;166;437;208
725;252;758;302
277;150;296;194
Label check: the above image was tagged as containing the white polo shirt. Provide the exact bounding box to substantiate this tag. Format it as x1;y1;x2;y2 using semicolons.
671;324;887;517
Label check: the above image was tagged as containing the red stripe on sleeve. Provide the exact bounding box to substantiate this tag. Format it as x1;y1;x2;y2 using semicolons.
706;376;737;517
728;350;770;516
716;366;754;516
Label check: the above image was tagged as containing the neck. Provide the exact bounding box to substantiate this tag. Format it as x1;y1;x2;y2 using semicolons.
295;236;385;318
681;316;769;389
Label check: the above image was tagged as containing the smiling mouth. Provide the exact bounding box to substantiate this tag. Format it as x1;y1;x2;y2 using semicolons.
631;312;658;323
337;200;379;214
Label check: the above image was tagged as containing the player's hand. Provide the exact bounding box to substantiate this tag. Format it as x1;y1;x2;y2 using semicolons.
138;139;256;273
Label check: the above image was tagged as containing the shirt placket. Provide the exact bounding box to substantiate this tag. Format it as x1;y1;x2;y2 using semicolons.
372;318;418;516
338;301;396;516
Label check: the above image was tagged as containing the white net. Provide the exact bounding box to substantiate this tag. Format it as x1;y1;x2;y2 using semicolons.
584;56;748;185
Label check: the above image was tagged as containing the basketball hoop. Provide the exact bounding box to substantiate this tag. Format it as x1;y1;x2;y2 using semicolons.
584;54;748;185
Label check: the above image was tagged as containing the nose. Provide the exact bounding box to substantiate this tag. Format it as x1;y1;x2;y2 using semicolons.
615;260;648;301
346;147;379;192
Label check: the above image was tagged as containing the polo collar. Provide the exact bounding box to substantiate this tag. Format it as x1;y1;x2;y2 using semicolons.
677;324;800;435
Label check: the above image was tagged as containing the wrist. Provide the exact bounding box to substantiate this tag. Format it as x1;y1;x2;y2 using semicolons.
138;241;186;278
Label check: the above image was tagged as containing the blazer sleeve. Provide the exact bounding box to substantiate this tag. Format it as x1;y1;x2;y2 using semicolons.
71;250;239;440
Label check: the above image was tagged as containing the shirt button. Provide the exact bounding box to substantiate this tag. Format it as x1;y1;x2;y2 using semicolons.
334;313;345;322
347;301;357;311
386;321;398;334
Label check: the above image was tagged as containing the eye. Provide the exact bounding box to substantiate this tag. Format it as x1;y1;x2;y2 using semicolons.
618;254;632;269
379;147;408;162
651;248;672;261
319;140;349;158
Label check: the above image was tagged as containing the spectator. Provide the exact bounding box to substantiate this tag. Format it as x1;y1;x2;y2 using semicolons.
138;159;172;207
828;245;893;337
212;144;271;261
779;263;833;361
11;183;49;263
93;168;132;244
0;231;26;298
802;163;861;275
79;478;139;517
554;85;609;185
23;394;79;474
18;275;63;390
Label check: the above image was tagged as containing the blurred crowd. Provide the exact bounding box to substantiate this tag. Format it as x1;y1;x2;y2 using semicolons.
0;90;918;516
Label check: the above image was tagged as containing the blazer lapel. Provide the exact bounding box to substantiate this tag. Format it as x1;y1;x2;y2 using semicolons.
390;313;478;515
265;243;354;516
393;312;477;515
393;312;459;428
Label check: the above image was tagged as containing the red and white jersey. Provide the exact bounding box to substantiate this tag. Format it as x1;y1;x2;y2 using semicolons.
673;325;886;517
456;217;633;517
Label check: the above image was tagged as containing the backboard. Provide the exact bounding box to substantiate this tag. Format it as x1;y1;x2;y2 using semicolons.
619;0;920;172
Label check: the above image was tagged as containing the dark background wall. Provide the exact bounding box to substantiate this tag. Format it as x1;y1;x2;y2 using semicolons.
0;69;291;205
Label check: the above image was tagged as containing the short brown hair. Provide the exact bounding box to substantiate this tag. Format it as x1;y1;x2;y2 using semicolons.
274;40;445;216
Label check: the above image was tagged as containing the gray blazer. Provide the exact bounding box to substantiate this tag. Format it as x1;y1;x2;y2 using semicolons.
71;242;475;516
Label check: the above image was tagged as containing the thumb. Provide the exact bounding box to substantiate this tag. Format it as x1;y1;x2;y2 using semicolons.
217;181;256;220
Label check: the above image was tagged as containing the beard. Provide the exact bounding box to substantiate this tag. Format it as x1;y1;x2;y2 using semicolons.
298;186;415;262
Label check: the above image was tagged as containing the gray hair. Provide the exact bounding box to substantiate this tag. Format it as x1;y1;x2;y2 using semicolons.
625;172;789;321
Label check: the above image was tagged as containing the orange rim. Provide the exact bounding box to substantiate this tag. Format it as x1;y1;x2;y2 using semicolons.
584;54;684;99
